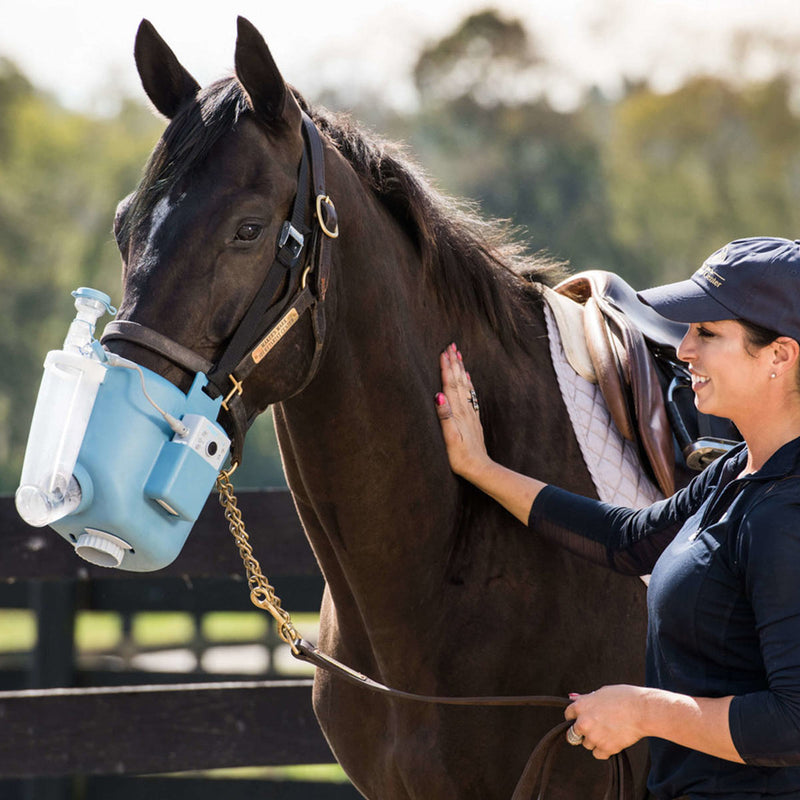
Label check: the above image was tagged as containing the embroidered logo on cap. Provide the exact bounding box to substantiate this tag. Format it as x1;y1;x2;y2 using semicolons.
699;262;726;288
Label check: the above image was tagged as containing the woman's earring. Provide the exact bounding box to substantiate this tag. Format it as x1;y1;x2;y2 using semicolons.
771;373;777;379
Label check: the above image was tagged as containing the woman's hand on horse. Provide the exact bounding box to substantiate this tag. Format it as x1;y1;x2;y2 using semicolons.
565;685;646;760
436;343;491;482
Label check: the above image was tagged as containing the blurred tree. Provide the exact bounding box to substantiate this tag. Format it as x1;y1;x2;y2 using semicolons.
233;410;287;489
606;75;800;285
409;96;634;275
414;9;539;107
0;61;164;489
407;9;633;277
4;10;800;498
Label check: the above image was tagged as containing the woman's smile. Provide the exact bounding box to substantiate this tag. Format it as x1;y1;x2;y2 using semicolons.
690;369;710;390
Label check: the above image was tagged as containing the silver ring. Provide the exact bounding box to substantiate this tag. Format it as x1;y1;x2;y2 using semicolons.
469;390;479;413
566;725;584;746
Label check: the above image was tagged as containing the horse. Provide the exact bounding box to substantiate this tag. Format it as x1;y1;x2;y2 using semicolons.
107;16;650;799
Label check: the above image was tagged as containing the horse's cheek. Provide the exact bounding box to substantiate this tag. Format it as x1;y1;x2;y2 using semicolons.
208;287;252;341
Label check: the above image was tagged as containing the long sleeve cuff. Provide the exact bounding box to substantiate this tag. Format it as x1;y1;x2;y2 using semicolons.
730;691;800;766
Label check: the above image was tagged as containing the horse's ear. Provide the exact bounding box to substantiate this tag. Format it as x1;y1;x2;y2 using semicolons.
234;17;301;128
134;19;200;119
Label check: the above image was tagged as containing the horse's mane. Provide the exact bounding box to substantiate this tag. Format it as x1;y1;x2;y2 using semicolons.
123;77;565;346
302;100;568;346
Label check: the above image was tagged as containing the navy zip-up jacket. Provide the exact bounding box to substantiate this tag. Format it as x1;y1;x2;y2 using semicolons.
529;436;800;799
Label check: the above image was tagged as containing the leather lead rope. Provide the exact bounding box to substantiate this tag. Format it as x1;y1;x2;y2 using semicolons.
216;468;635;800
295;640;634;800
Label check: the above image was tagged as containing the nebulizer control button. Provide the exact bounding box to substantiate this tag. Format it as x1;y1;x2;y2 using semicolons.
74;530;132;568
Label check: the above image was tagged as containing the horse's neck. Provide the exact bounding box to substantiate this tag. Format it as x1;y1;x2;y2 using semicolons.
274;162;587;626
277;193;460;547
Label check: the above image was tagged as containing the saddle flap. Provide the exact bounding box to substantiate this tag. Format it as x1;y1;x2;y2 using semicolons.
610;306;676;497
584;297;635;442
556;270;676;497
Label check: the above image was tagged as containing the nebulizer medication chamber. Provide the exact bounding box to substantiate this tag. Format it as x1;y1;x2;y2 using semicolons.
15;289;113;528
15;288;230;571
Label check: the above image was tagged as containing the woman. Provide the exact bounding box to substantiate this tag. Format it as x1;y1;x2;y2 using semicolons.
435;237;800;799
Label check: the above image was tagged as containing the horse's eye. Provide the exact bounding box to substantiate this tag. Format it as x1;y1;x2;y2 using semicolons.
235;222;263;242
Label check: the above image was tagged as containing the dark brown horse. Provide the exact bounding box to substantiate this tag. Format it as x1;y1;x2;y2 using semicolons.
109;17;649;799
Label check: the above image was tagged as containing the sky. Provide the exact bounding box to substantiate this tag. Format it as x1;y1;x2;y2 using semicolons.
3;0;800;114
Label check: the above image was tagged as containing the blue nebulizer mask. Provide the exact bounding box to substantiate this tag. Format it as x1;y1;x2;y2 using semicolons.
15;288;230;571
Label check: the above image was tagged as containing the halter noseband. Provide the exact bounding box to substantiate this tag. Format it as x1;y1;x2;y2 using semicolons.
101;112;338;465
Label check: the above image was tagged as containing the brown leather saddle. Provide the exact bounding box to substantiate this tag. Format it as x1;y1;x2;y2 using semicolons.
555;270;740;496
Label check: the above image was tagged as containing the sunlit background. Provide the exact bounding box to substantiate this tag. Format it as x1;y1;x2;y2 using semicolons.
3;4;800;794
2;0;800;489
5;0;800;112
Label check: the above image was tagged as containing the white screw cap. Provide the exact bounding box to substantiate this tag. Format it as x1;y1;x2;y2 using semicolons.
75;531;129;568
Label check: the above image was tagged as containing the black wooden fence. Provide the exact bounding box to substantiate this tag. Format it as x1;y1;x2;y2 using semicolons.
0;489;362;800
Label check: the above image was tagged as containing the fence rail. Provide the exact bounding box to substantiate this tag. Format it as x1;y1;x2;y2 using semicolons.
0;489;361;799
1;488;312;581
0;680;325;777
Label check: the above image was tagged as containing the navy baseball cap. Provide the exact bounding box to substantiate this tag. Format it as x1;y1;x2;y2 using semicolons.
637;237;800;342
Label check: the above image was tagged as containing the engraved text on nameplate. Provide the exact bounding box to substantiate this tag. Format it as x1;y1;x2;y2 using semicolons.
251;309;300;364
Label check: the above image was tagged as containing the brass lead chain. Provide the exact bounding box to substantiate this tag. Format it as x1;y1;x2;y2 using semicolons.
215;467;302;654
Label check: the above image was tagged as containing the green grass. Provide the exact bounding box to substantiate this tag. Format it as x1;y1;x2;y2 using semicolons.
75;611;123;651
0;608;322;653
170;764;350;782
0;609;36;651
131;612;196;647
202;611;268;642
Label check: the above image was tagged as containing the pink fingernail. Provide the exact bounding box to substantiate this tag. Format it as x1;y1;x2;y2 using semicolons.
457;350;463;361
568;693;580;700
435;393;446;406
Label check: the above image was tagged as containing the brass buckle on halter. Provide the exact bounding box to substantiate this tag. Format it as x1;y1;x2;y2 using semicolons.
221;373;244;411
316;194;339;239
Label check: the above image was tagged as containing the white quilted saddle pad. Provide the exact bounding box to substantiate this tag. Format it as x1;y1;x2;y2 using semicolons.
543;302;663;511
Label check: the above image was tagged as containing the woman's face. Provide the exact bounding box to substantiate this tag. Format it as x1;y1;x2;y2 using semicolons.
677;320;774;423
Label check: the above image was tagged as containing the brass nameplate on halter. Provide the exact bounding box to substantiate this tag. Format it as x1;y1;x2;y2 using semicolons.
252;308;299;364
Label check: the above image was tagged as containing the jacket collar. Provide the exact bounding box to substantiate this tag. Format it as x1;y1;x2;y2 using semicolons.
720;435;800;482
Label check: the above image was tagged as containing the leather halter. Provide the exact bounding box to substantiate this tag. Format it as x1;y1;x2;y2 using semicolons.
101;112;338;464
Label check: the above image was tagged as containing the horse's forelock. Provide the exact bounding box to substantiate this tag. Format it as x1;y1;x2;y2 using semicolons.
121;78;250;246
